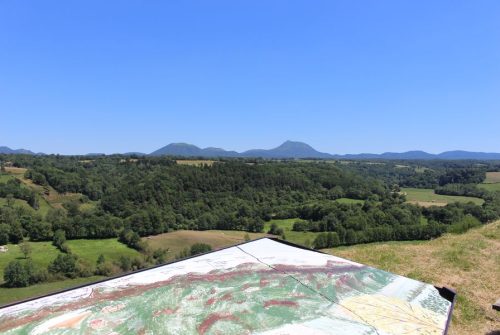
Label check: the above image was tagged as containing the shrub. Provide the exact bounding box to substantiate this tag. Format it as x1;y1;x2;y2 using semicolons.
76;259;95;277
119;229;142;250
24;260;49;284
292;220;309;232
0;224;10;245
190;243;212;256
118;256;132;272
448;215;481;234
4;260;29;287
48;254;78;278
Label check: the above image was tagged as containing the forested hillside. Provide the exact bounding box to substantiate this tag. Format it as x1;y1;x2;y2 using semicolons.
1;155;499;246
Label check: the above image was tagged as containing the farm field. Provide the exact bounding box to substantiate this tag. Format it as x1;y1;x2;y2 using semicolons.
176;159;216;166
145;230;269;260
478;183;500;192
478;171;500;192
264;218;319;247
65;239;141;264
326;220;500;335
401;187;484;207
334;197;364;204
484;171;500;183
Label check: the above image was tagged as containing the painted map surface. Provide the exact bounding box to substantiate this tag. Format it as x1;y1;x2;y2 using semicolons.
0;238;452;334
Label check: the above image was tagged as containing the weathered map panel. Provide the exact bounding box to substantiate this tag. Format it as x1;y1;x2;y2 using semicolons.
0;238;453;334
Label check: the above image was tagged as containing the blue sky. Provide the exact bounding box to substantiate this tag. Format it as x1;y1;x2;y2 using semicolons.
1;1;499;155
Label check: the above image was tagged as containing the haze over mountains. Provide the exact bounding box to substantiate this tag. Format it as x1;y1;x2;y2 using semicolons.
2;141;500;160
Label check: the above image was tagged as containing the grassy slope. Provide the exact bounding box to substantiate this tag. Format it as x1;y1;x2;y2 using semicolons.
325;221;500;335
402;187;484;206
1;169;96;216
0;197;33;210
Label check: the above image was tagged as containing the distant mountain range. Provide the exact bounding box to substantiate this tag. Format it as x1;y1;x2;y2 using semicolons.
0;146;42;155
149;141;333;159
2;142;500;160
150;142;500;160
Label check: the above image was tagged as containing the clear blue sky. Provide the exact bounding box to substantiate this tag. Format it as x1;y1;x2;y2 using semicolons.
1;1;499;155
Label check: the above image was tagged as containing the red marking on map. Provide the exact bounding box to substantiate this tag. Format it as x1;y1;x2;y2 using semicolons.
197;313;237;335
336;274;350;286
101;304;125;313
153;308;178;318
205;297;216;306
220;293;232;301
264;300;298;308
89;319;106;329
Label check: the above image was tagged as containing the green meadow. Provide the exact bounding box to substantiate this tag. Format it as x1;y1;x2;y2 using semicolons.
0;239;140;305
401;187;484;206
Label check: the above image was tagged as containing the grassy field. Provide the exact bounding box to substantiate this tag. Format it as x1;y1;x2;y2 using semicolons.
478;183;500;192
0;242;60;284
0;174;13;182
65;239;141;263
478;171;500;192
0;239;140;284
484;171;500;183
176;160;216;166
326;220;500;335
264;218;320;247
3;167;28;175
0;239;140;305
145;230;268;260
335;197;365;205
401;187;484;207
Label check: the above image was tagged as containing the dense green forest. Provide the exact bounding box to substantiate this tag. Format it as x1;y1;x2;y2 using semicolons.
1;155;500;287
